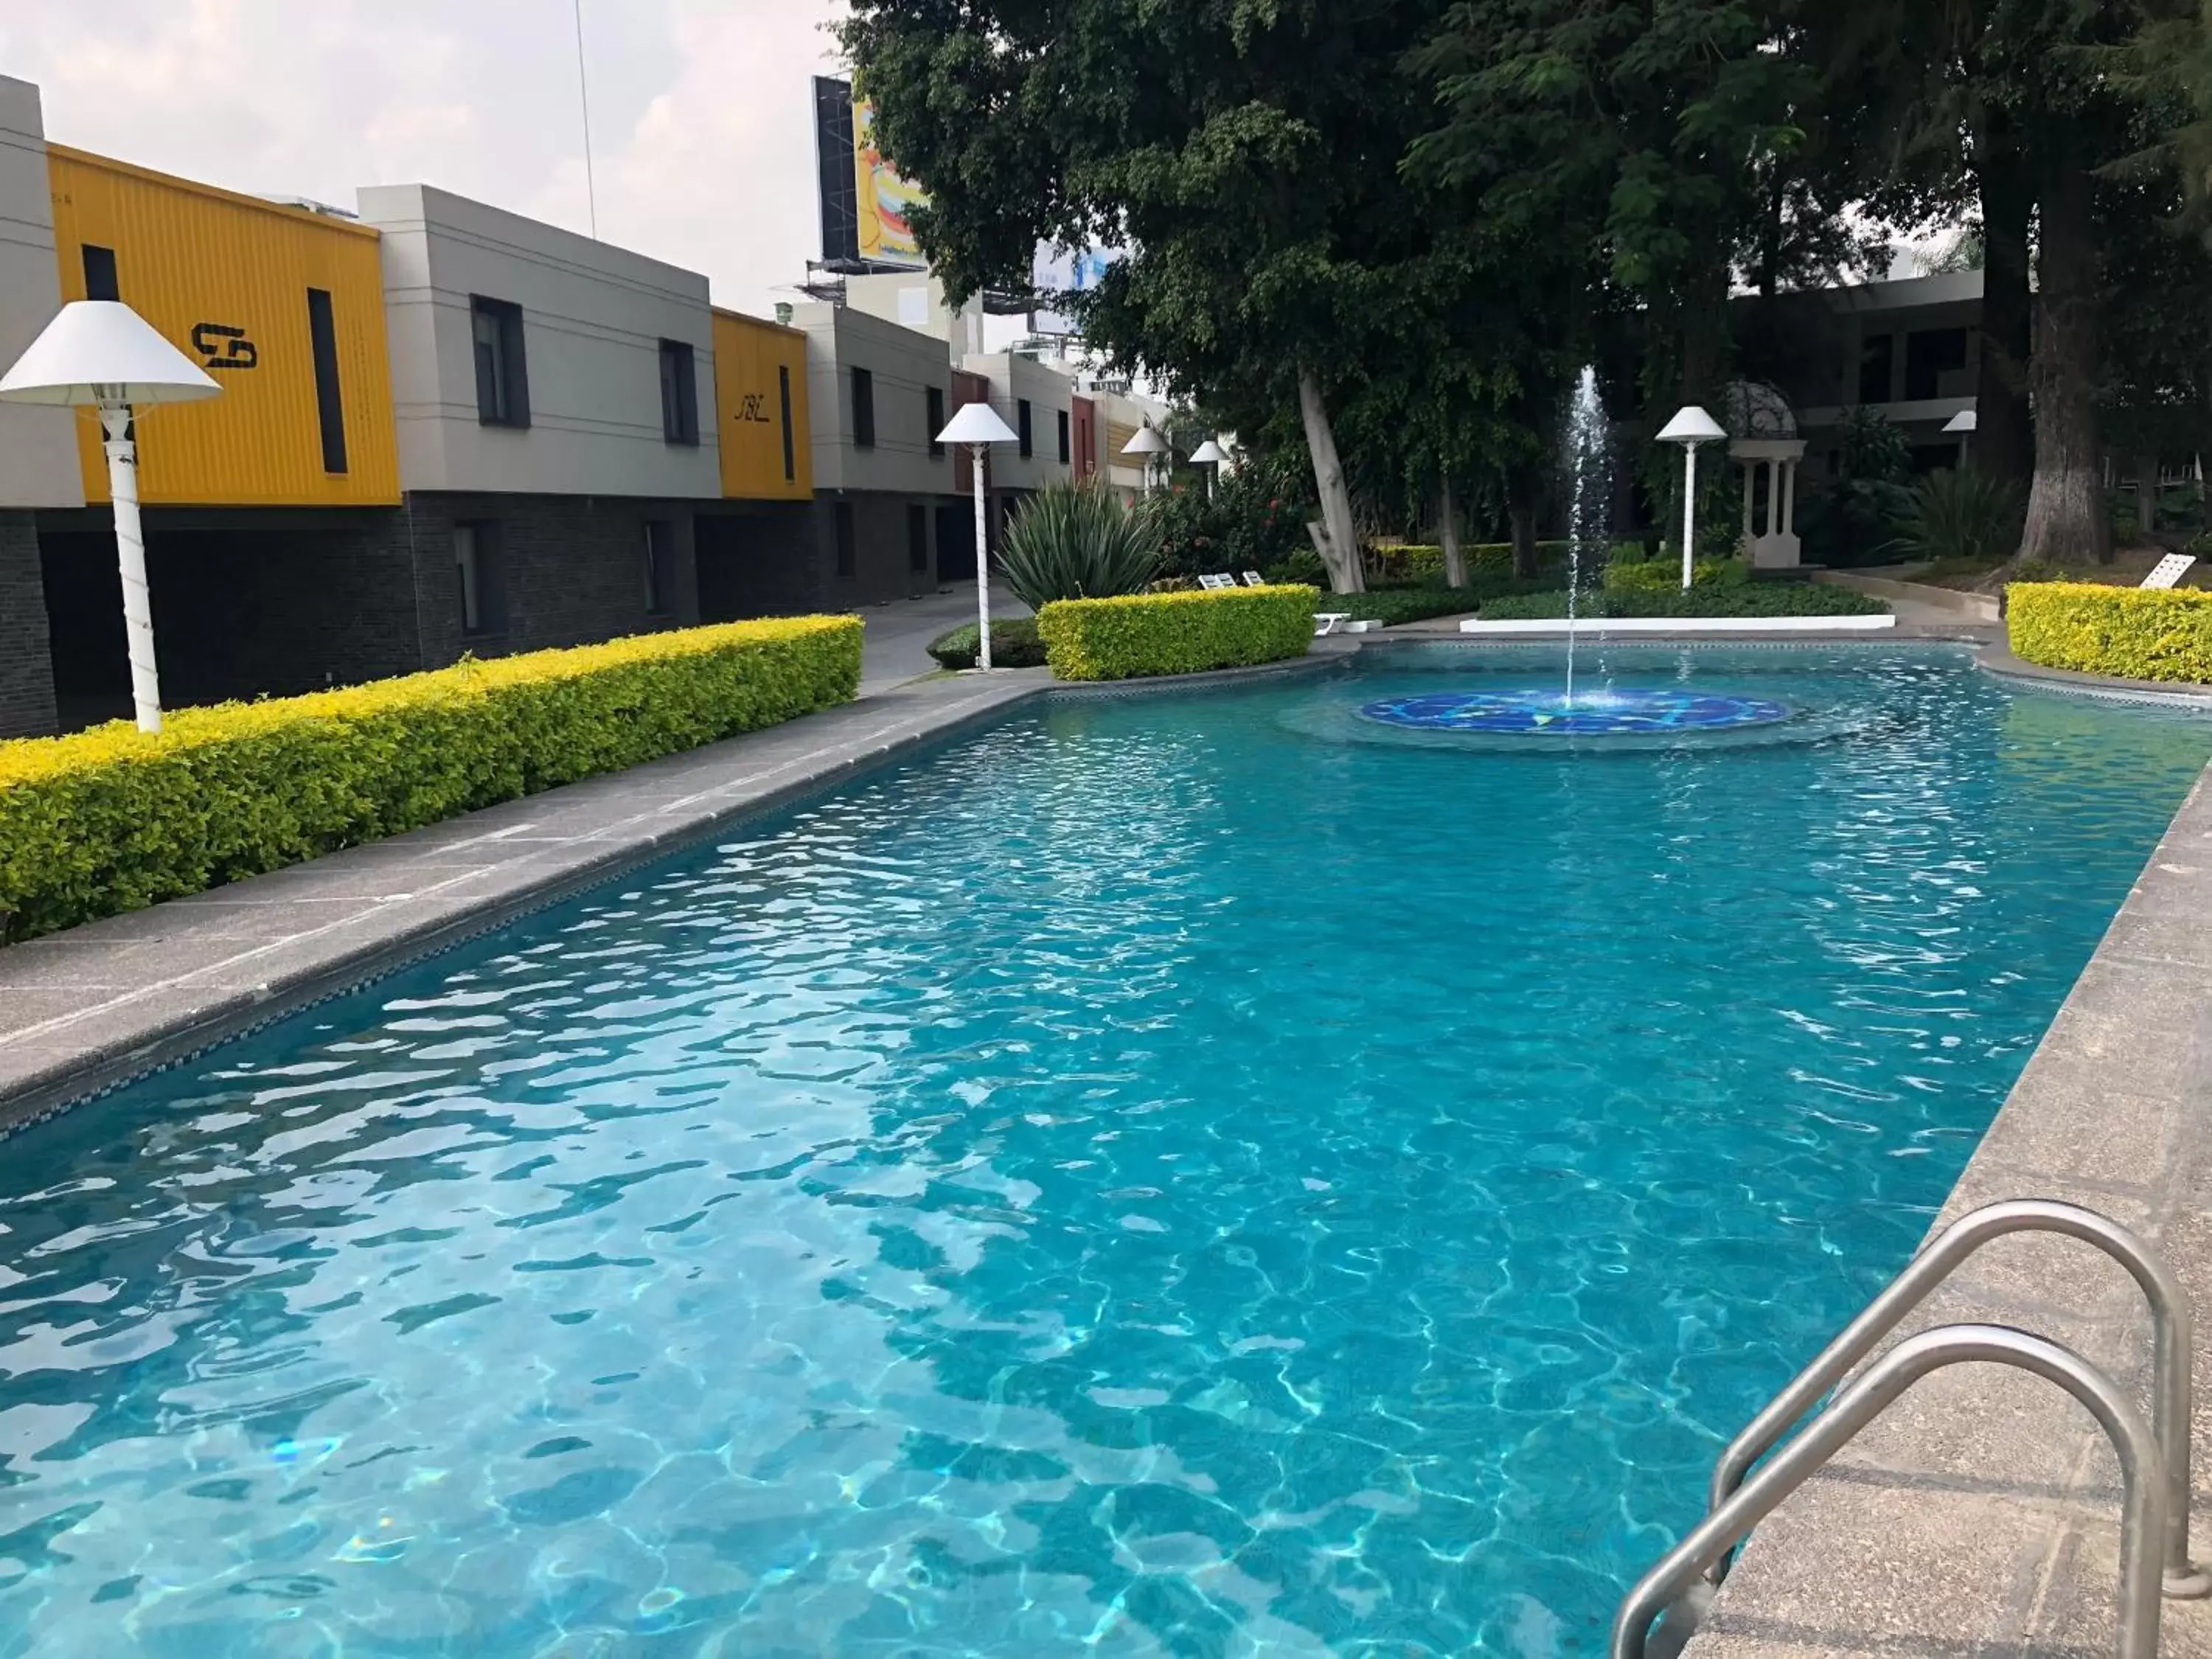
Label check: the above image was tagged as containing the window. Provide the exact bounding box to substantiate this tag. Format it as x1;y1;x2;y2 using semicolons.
1057;409;1071;466
82;245;119;302
1018;398;1034;459
454;521;506;636
852;367;875;448
1905;327;1971;403
470;296;530;428
305;288;348;475
779;366;796;481
927;386;947;457
643;521;672;614
1857;333;1895;406
908;503;929;574
835;501;857;579
658;340;699;445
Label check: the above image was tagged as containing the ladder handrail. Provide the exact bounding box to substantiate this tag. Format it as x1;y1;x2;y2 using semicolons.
1707;1197;2208;1599
1613;1323;2163;1659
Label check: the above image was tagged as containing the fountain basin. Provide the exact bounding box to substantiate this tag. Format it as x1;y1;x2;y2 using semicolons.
1458;615;1897;635
1359;687;1795;737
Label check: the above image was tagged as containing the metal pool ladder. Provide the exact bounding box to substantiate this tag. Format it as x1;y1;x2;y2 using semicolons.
1612;1198;2212;1659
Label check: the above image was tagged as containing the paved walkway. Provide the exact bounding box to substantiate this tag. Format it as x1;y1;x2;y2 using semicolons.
858;587;1034;692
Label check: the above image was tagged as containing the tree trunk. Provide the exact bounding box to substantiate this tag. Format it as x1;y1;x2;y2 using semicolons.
1297;370;1365;593
1975;105;2035;496
1439;477;1467;588
1509;490;1539;580
2020;125;2110;567
2134;456;2159;539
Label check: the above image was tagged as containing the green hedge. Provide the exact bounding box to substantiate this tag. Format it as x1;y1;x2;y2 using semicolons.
1037;585;1318;681
1482;583;1889;620
926;619;1048;670
2007;582;2212;682
0;616;862;943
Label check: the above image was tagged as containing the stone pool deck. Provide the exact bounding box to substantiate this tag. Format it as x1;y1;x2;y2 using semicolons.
3;630;2211;1655
1686;754;2212;1657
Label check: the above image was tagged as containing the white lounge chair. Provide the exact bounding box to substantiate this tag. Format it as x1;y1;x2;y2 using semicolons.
2142;554;2198;591
1315;613;1351;637
1198;573;1237;590
1242;571;1267;586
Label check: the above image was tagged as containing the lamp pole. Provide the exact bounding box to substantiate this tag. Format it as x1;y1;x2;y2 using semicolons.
0;301;220;734
98;398;163;731
1658;406;1728;594
936;400;1020;672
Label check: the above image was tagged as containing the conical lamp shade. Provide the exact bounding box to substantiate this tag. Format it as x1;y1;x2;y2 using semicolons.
0;301;220;407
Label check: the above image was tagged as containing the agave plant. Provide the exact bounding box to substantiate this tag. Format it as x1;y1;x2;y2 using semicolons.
997;481;1161;610
1888;467;2026;564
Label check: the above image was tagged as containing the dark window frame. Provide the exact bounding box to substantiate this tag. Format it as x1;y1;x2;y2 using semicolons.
643;520;673;615
82;244;119;302
1057;408;1071;466
658;339;700;446
1857;333;1895;407
907;502;929;574
454;520;508;638
1018;398;1034;459
927;386;947;458
779;366;796;481
305;288;349;475
834;500;858;579
470;295;531;428
852;367;876;449
1904;327;1971;403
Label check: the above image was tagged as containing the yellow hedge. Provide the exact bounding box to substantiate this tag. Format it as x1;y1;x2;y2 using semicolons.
0;616;861;943
1037;585;1318;681
2006;582;2212;684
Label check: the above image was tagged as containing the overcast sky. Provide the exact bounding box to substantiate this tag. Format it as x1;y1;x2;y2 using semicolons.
0;0;846;318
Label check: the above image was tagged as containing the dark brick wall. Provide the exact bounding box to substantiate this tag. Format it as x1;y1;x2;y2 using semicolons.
696;493;950;622
697;502;824;620
0;510;58;739
401;493;702;668
35;495;709;724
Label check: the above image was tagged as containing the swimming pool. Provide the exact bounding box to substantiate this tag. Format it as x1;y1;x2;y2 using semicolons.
2;644;2206;1657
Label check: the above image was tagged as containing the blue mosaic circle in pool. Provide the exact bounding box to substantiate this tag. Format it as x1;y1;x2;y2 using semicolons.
1359;686;1795;735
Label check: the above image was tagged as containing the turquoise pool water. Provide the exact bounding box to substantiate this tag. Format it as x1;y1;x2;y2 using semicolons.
3;644;2208;1658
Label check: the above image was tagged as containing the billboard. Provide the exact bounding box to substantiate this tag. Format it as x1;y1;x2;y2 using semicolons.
852;97;928;268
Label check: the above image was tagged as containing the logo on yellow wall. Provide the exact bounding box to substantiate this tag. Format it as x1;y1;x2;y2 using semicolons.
736;394;773;424
190;322;258;371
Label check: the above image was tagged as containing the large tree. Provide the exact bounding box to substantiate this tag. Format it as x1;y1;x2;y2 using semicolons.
839;0;1461;594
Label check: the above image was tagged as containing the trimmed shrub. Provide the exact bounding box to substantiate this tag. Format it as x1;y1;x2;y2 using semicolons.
0;616;862;943
2007;582;2212;683
1037;585;1318;681
1481;583;1888;620
925;619;1048;670
1603;557;1749;595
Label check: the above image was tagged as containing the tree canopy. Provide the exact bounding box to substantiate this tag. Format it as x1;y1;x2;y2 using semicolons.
842;0;2212;584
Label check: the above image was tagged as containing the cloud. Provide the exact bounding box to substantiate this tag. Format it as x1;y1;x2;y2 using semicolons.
0;0;843;316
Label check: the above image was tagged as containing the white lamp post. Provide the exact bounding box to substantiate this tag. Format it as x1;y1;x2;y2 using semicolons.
936;400;1020;672
1943;407;1978;469
1657;405;1728;592
1189;437;1226;500
0;302;219;733
1122;422;1169;495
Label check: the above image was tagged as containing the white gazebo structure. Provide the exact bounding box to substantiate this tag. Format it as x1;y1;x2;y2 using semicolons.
1724;381;1807;571
0;301;220;733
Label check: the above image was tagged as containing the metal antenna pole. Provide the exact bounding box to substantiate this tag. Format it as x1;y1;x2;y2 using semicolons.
573;0;599;239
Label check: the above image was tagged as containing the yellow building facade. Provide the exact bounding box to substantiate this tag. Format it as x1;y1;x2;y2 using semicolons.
712;309;813;501
47;145;400;507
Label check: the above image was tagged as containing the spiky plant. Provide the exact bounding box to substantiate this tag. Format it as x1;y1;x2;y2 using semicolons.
1889;467;2027;565
997;482;1161;610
